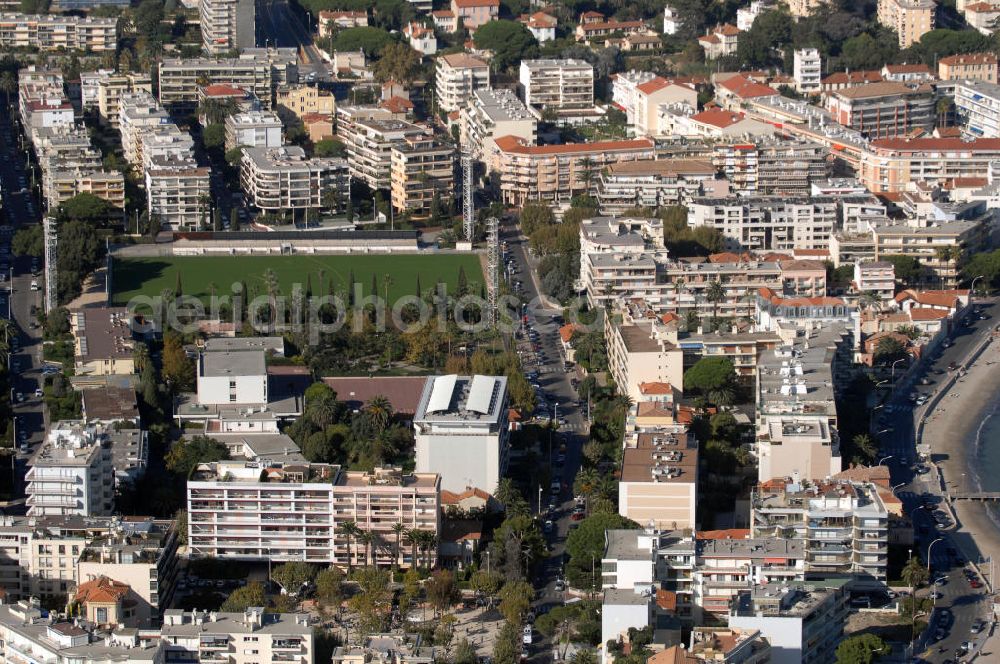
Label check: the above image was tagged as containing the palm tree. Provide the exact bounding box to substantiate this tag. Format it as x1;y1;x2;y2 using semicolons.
263;268;281;328
0;72;15;113
365;395;393;437
405;528;420;569
417;531;437;569
336;520;360;571
902;556;928;589
358;529;375;567
391;522;407;571
133;341;151;373
705;280;726;321
851;433;877;464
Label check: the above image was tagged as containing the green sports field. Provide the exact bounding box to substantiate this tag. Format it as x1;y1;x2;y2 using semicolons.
110;254;485;305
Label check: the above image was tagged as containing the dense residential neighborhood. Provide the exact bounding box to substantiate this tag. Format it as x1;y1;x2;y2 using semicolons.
3;0;1000;662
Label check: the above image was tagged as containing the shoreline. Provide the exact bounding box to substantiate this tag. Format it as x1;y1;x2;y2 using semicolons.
923;335;1000;569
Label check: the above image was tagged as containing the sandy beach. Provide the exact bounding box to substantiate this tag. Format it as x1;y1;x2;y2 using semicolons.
922;335;1000;577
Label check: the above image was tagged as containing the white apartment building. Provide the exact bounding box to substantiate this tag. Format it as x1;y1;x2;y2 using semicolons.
343;118;427;190
0;13;117;51
390;136;455;215
663;5;679;34
413;374;510;495
728;583;850;664
145;155;212;230
605;316;684;402
752;478;888;584
459;88;536;161
877;0;934;47
435;53;490;113
188;463;439;567
241;145;349;211
161;608;313;664
595;159;716;214
26;424;115;517
954;80;1000;138
75;519;180;627
618;428;698;530
687;196;840;251
854;260;896;302
80;69;113;109
197;349;267;406
612;71;698;136
225;110;283;150
158;52;296;111
141;126;197;171
118;92;173;167
200;0;256;54
736;0;770;30
694;538;806;622
793;49;822;94
0;515;91;600
519;59;594;110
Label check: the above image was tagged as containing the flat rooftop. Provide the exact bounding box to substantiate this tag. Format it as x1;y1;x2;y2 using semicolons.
617;323;672;354
413;374;508;424
698;537;804;559
472;88;534;123
200;349;266;378
620;429;697;484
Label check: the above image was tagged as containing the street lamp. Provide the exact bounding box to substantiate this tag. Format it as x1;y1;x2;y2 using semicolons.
891;357;906;382
879;455;894;467
927;537;945;574
971;274;985;299
892;482;906;494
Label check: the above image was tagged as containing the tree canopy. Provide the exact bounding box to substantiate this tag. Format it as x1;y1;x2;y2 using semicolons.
472;20;538;71
56;193;121;227
164;435;229;476
565;513;638;590
332;27;394;56
882;255;922;286
834;634;890;664
684;357;736;394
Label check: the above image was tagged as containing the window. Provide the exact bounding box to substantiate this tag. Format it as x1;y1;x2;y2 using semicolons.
96;607;108;623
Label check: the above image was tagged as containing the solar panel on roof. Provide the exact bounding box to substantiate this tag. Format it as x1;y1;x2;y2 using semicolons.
426;374;458;413
466;375;496;415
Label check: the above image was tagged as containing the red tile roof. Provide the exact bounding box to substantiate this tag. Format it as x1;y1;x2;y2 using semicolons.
380;96;414;113
691;109;747;128
940;52;997;66
441;486;491;504
719;75;778;99
559;323;582;343
660;312;680;324
201;84;247;97
697;33;720;44
75;576;130;604
909;307;950;321
638;381;673;395
965;2;998;11
656;589;677;611
432;9;455;17
884;63;930;74
894;289;967;308
716;23;739;35
821;70;882;86
871;137;1000;151
493;135;654;155
696;528;751;540
636;76;671;95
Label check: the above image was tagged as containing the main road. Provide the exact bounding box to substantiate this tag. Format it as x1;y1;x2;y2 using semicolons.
256;0;330;81
875;299;998;662
0;106;47;504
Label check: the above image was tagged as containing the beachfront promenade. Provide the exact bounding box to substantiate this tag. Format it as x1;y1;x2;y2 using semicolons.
909;299;1000;661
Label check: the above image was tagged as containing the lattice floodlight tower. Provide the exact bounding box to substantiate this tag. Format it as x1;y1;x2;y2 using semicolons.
43;216;57;314
462;152;474;243
486;216;499;327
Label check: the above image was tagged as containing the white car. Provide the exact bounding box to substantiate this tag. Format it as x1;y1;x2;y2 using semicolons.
29;280;38;291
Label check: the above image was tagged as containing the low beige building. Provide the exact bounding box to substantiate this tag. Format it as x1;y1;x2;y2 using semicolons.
618;428;698;530
605;315;684;403
275;84;336;122
877;0;934;47
71;307;136;377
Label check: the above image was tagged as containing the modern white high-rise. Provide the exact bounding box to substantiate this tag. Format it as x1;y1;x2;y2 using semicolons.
200;0;256;54
519;59;594;110
413;375;510;495
196;349;268;406
26;423;115;517
225;110;283;150
793;48;822;94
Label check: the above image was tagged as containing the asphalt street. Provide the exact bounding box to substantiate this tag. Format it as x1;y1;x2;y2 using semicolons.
0;107;47;502
256;0;330;81
502;220;591;659
876;300;999;662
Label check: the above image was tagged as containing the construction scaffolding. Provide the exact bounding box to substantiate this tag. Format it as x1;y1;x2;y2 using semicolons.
486;216;499;327
462;153;474;243
43;216;57;314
